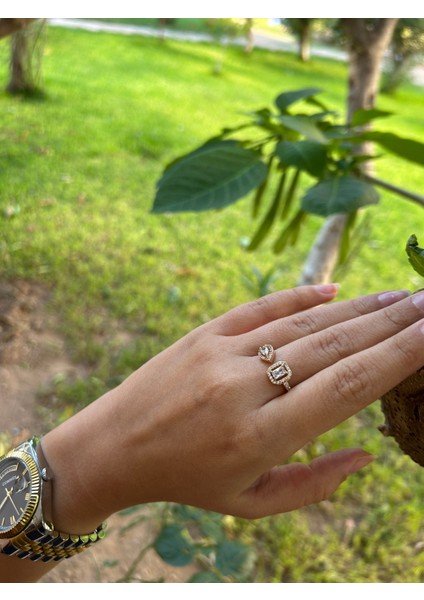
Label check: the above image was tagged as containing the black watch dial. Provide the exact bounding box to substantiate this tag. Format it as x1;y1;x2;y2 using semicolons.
0;457;33;535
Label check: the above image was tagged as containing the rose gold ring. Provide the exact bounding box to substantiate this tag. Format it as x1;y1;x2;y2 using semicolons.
258;345;292;391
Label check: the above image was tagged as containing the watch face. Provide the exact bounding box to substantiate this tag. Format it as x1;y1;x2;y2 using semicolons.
0;452;40;538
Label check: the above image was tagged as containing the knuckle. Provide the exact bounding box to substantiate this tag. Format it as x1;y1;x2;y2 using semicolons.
289;311;318;338
332;360;371;406
390;335;418;367
381;306;409;328
350;295;376;316
316;327;352;362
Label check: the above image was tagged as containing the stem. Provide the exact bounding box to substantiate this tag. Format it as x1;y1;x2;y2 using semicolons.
363;174;424;208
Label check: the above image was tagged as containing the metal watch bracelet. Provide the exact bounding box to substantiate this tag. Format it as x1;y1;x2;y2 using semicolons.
1;522;107;562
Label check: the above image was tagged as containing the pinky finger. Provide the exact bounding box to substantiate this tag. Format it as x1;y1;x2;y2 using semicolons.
235;449;374;519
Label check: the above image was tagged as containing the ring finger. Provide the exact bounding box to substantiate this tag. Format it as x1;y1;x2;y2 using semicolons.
245;291;424;403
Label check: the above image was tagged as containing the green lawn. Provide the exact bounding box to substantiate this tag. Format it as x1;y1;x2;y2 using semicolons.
1;24;424;582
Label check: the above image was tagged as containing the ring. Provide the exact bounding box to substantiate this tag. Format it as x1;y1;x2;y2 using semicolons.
267;361;292;391
258;345;292;391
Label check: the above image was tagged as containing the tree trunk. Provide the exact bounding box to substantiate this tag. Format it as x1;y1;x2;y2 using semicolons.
244;18;254;54
7;29;30;94
298;19;398;286
298;20;311;62
6;20;46;95
0;18;37;40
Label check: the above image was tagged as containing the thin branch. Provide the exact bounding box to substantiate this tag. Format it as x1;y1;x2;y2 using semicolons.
363;174;424;207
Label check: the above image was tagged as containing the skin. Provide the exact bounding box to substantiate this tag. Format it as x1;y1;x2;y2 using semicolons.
1;284;424;582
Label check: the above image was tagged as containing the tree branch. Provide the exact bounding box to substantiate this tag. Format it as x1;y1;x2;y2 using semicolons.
362;174;424;208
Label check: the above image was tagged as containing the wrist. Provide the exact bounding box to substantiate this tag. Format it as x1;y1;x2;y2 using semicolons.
41;389;124;534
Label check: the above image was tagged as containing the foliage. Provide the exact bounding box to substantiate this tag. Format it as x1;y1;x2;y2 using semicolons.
153;505;255;582
406;234;424;279
152;87;424;269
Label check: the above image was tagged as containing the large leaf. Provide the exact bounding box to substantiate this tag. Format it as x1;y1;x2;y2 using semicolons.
152;140;267;213
406;234;424;278
364;131;424;167
301;175;379;217
275;87;323;112
154;525;195;567
275;140;327;178
215;540;253;577
351;108;393;127
278;115;328;144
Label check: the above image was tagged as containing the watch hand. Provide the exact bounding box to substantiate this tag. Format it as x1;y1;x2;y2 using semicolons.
5;488;20;516
0;493;8;512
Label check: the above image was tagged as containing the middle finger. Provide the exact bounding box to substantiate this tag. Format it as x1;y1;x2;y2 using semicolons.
245;291;424;402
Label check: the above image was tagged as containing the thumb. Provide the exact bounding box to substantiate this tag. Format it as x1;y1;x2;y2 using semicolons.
236;448;374;519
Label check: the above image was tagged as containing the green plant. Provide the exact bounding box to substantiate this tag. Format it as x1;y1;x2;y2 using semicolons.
406;234;424;279
152;87;424;271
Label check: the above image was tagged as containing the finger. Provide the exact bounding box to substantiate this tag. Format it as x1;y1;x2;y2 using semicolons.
268;290;424;389
242;288;411;353
209;284;339;336
234;449;374;518
263;318;424;456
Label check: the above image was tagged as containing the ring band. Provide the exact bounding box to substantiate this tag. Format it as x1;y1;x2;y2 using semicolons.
258;345;292;391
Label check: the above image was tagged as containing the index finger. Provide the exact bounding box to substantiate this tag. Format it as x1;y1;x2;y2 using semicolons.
262;318;424;459
210;284;339;336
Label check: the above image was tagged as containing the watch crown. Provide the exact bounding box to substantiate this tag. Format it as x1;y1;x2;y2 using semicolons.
41;467;49;481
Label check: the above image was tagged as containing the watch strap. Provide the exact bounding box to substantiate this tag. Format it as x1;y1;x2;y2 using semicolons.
1;521;106;563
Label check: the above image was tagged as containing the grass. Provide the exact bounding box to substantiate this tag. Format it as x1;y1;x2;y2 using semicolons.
1;24;424;582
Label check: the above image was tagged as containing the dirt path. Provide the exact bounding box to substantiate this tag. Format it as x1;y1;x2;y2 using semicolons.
0;279;194;582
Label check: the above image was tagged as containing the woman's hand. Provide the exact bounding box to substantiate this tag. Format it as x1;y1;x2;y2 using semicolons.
43;284;424;533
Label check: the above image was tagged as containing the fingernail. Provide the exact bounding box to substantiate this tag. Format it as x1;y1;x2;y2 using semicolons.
315;283;340;297
348;453;375;475
412;291;424;312
378;289;411;307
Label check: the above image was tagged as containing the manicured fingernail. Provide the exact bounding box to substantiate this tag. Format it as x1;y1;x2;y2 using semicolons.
315;283;340;297
378;289;410;307
412;290;424;312
348;453;375;474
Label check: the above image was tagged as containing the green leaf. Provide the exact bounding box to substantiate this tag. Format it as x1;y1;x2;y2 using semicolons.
364;132;424;167
215;540;253;577
406;234;424;278
301;176;379;217
278;115;328;144
188;571;223;583
273;209;306;253
351;108;393;127
248;170;286;251
154;525;195;567
275;87;323;112
275;140;327;178
152;140;267;213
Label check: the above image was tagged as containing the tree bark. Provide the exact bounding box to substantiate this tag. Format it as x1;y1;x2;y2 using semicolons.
298;19;398;286
341;19;398;122
0;18;37;40
298;20;312;62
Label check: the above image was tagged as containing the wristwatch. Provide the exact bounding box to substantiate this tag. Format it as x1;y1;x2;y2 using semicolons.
0;436;106;562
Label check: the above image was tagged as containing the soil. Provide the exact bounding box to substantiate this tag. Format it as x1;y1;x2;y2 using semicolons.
0;279;195;583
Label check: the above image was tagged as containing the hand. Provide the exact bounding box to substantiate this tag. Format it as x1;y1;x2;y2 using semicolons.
43;285;424;533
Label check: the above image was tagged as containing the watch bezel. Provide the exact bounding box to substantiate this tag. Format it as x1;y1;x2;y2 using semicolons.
0;449;41;539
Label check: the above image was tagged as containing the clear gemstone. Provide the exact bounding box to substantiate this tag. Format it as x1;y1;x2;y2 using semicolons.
271;365;287;379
